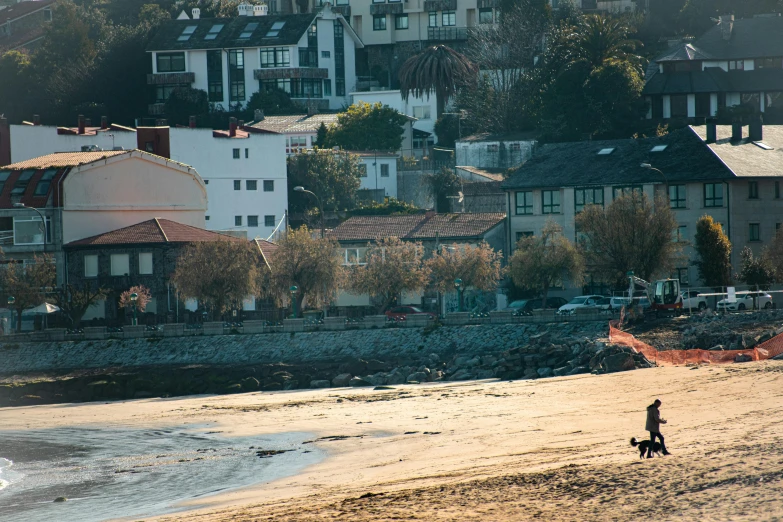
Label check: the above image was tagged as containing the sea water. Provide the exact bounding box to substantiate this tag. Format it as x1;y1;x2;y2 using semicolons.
0;425;323;522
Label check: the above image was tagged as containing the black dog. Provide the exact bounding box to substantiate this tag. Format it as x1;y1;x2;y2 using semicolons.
630;437;662;459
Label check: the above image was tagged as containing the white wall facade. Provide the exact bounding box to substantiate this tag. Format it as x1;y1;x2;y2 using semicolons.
62;153;207;243
350;89;437;139
357;155;398;198
455;139;536;169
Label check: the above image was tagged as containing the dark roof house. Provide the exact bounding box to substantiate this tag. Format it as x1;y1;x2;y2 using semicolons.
67;218;240;246
0;0;55;53
328;212;506;242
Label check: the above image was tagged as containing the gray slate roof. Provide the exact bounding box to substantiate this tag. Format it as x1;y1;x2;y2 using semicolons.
501;128;733;191
691;125;783;178
147;14;315;51
644;67;783;95
689;16;783;61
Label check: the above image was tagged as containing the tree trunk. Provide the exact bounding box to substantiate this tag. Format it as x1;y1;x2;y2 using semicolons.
16;307;22;333
541;282;550;311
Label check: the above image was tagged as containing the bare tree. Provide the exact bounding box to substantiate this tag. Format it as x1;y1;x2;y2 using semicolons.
576;191;680;287
509;221;584;308
54;282;107;328
1;254;57;332
349;237;430;312
172;240;261;320
427;242;504;309
119;285;152;312
266;227;344;316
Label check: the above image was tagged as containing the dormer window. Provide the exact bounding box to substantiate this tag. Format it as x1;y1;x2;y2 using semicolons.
239;22;259;39
178;25;198;41
597;148;615;155
205;24;224;40
266;21;285;38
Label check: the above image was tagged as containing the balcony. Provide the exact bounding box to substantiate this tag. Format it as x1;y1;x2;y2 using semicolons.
253;68;329;80
370;3;403;15
331;5;351;16
146;72;195;85
427;26;471;41
424;0;456;11
477;0;499;7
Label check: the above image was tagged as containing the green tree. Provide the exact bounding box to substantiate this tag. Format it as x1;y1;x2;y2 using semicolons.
576;192;680;287
424;167;461;212
1;255;57;333
427;242;504;309
287;150;363;214
164;87;210;126
265;227;344;316
509;221;584;308
323;102;409;151
765;227;783;282
737;247;775;291
245;89;303;118
0;51;32;123
569;14;642;69
399;45;477;117
693;215;732;287
171;240;261;320
348;237;430;312
315;121;329;147
351;198;420;215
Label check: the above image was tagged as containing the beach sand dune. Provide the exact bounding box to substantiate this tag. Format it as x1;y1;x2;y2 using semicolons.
3;362;783;521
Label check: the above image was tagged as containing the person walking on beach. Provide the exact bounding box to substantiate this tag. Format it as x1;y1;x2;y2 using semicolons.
646;399;670;457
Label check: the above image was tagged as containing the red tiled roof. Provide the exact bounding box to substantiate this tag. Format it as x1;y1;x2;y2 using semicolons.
67;219;241;246
254;238;279;267
1;150;130;170
0;0;55;25
327;213;506;242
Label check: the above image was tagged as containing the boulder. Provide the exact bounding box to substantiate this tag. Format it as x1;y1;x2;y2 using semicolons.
567;366;590;376
449;369;474;381
523;367;538;379
310;380;331;388
349;377;372;387
366;359;386;372
553;366;570;377
537;367;553;378
240;377;260;391
406;372;429;383
475;369;495;380
603;353;636;373
331;373;353;387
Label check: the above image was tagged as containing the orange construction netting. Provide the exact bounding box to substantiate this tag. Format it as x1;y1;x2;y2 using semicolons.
608;321;783;366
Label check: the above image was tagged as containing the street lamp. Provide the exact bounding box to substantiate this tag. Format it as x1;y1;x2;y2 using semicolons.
7;296;15;333
293;186;324;239
454;278;463;313
290;285;299;318
13;203;46;252
130;292;138;326
640;163;669;204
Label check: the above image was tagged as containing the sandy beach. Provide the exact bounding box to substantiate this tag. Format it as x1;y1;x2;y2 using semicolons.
2;361;783;521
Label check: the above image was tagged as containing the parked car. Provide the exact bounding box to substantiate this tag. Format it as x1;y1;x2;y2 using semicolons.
716;291;772;311
681;290;708;311
594;297;613;313
557;295;605;315
610;297;631;312
503;297;568;314
385;306;437;320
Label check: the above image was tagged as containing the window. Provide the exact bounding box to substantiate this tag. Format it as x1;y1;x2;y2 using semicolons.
336;78;345;96
260;78;291;93
207;50;223;102
139;253;153;275
290;78;323;98
205;24;224;40
429;12;437;27
299;48;318;67
413;106;431;119
479;7;493;23
261;20;284;38
287;135;308;153
265;215;276;227
155;83;188;103
395;14;408;30
245;148;249;159
650;145;668;152
574;187;604;213
43;8;52;21
13;217;50;245
748;181;759;199
246;180;257;190
442;11;456;26
228;50;245;102
516;231;534;241
373;15;387;30
742;93;760;108
669;184;686;209
233;149;240;159
358;164;367;177
674;225;687;242
381;164;390;177
486;144;499;152
248;215;259;227
670;94;688;118
343;247;368;265
515;191;533;215
612;186;642;199
542;190;560;214
177;25;197;41
695;93;711;117
34;169;57;196
0;171;10;194
749;223;761;241
323;79;331;96
260;47;290;68
234;180;241;190
729;60;744;71
206;215;210;221
12;170;34;195
597;148;615;155
110;254;129;276
157;52;185;72
676;268;689;286
84;255;98;278
704;183;723;207
204;180;209;185
235;216;243;227
322;50;330;58
239;22;259;39
264;180;274;192
755;57;782;69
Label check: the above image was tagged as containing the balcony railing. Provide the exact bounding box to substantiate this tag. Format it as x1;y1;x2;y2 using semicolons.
253;67;329;80
424;0;456;11
477;0;499;7
427;27;471;41
146;72;195;85
370;3;403;14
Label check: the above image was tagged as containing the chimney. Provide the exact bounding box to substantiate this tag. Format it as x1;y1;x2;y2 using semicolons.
229;117;237;137
189;115;197;128
749;114;763;141
100;115;108;130
731;122;743;142
78;114;85;134
253;4;268;16
307;101;318;117
192;7;200;19
238;119;244;128
238;3;250;16
33;114;40;126
720;14;734;41
85;118;92;127
254;109;265;121
706;118;717;144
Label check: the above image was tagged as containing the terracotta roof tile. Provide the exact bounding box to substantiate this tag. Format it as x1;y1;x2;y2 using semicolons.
249;114;339;134
327;213;506;242
67;219;241;246
1;150;131;170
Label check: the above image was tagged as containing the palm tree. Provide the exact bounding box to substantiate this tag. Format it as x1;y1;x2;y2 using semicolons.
399;45;477;117
569;14;641;69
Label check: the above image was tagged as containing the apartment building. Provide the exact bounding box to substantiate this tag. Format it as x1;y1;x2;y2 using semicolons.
644;14;783;121
501;123;783;291
0;0;55;53
146;4;362;114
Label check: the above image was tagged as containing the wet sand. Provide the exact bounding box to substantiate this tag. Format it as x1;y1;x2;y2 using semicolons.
2;361;783;521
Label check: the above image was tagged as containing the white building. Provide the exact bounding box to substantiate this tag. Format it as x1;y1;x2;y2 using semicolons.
350;89;437;151
354;151;399;200
0;117;287;238
455;133;536;170
146;5;363;114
